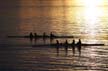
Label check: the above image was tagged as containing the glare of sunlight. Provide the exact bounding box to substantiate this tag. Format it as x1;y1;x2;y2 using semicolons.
83;0;103;7
84;7;104;37
84;8;97;35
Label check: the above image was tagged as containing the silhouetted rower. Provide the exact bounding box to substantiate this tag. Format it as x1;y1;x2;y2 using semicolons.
64;40;68;56
43;32;47;44
65;40;68;45
71;39;75;55
43;32;47;37
50;32;55;44
30;32;33;37
29;32;33;42
34;33;37;43
34;33;37;38
76;39;82;55
50;32;55;38
56;40;59;45
56;40;60;56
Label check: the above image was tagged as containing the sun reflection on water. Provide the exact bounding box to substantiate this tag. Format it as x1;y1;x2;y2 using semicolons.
65;0;108;41
84;7;103;37
83;0;103;7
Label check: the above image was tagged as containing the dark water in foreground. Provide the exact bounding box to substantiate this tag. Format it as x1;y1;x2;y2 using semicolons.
0;3;108;71
0;38;108;71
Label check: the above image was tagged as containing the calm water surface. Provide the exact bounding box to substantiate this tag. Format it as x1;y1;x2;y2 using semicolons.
0;3;108;71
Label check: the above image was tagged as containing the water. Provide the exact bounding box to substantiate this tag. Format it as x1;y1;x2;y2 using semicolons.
0;1;108;71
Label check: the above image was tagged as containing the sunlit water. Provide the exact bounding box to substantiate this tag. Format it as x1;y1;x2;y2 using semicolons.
0;3;108;71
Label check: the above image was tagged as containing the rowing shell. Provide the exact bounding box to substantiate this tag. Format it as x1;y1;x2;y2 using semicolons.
7;35;75;39
32;43;104;47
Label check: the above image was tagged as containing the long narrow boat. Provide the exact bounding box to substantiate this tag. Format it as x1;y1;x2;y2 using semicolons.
7;35;75;39
32;43;105;47
0;43;104;48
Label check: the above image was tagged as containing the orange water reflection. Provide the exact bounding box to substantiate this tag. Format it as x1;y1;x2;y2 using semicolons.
84;7;103;37
67;6;108;40
19;0;108;42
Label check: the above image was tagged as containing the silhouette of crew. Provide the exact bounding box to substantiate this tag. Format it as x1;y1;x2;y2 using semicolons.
34;33;37;38
56;40;59;45
34;33;37;43
30;32;33;38
64;40;68;56
71;39;75;55
50;32;55;38
56;40;60;56
43;32;47;38
43;32;47;44
50;32;55;44
29;32;33;42
76;39;82;56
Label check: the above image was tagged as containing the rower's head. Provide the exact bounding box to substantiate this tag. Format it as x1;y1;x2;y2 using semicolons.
73;39;75;42
65;40;68;43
